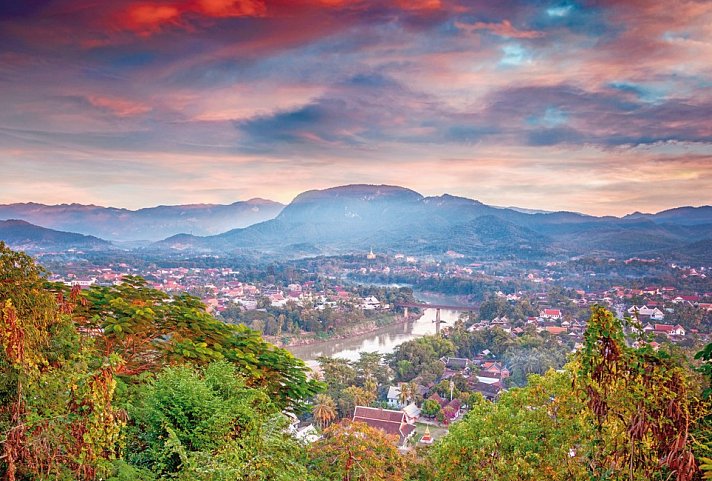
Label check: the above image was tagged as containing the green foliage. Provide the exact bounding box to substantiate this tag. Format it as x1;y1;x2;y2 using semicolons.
695;342;712;399
388;336;455;382
447;325;515;359
478;295;537;323
77;277;322;411
503;339;569;387
307;421;406;481
421;399;441;418
106;460;156;481
0;243;124;480
125;362;309;480
427;370;589;481
2;244;709;481
316;353;390;420
311;393;337;429
424;306;706;481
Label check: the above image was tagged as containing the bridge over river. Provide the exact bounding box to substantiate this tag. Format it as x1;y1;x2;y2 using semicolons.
395;302;480;335
287;294;480;362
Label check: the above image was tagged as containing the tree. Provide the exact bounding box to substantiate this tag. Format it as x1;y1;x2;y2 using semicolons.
125;362;309;481
420;399;441;418
694;342;712;479
312;394;337;429
0;243;123;480
363;375;377;395
427;370;589;481
407;381;420;404
307;421;407;481
425;306;706;481
504;345;567;387
354;352;390;387
577;306;700;481
76;278;321;411
398;383;410;406
318;357;357;394
389;336;454;382
338;386;376;419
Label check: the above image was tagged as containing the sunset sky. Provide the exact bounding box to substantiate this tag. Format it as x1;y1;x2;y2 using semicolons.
1;0;711;215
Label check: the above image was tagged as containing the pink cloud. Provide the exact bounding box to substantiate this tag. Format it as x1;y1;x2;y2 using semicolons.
455;19;543;39
87;96;153;117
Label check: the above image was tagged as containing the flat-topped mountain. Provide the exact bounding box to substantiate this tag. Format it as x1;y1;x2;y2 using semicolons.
0;199;284;242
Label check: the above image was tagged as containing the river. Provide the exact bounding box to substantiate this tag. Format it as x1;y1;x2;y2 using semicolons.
287;292;467;363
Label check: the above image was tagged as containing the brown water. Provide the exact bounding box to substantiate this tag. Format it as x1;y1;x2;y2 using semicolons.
287;307;462;362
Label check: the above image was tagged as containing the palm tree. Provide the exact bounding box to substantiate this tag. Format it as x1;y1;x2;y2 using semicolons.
398;383;410;406
364;375;377;395
312;394;337;429
407;381;419;404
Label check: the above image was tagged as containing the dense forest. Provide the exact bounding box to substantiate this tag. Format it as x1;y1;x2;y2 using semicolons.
1;243;711;480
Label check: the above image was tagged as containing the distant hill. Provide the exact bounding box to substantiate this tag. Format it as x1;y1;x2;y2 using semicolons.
155;184;712;260
623;206;712;226
0;220;110;251
0;199;284;242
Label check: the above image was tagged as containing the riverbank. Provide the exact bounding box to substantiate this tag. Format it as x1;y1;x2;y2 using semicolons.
264;312;420;348
265;291;469;350
286;307;463;362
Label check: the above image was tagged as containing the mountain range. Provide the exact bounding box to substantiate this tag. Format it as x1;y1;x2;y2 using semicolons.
157;185;712;260
0;199;284;242
1;185;711;261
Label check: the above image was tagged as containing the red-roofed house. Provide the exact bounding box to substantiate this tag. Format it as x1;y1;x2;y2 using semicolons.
443;399;462;420
654;324;674;334
428;392;447;408
545;326;568;336
653;324;686;337
540;308;562;320
352;406;416;446
480;361;510;379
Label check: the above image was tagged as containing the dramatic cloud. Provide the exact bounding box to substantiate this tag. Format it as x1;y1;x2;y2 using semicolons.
0;0;711;214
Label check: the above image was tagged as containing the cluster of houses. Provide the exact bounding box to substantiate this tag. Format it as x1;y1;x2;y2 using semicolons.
467;310;588;339
339;355;513;447
442;356;509;401
466;292;708;345
56;264;395;319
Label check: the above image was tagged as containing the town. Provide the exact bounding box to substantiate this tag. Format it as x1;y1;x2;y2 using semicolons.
34;247;711;450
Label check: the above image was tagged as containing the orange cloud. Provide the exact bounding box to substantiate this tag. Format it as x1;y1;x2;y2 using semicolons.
125;4;182;32
194;0;266;17
395;0;441;11
120;0;266;34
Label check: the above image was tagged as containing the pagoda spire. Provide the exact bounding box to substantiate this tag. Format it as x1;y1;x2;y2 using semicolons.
420;425;433;444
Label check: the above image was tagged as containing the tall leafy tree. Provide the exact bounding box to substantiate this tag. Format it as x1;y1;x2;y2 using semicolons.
694;342;712;479
75;277;321;411
426;371;589;481
577;306;700;481
125;362;309;481
0;243;123;480
307;421;406;481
